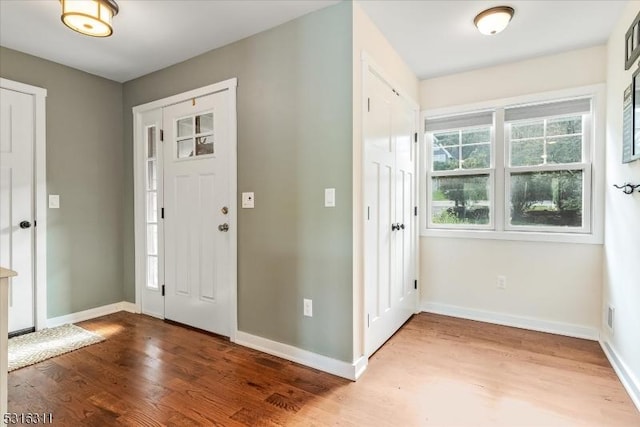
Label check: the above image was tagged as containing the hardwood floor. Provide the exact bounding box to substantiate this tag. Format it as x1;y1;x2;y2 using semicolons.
8;312;639;426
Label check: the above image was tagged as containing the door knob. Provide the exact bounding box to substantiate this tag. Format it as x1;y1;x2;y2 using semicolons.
399;223;405;230
19;221;32;229
218;223;229;232
391;223;399;231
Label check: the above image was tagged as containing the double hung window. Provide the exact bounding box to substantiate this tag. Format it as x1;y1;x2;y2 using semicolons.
426;111;494;228
425;93;596;239
505;98;591;232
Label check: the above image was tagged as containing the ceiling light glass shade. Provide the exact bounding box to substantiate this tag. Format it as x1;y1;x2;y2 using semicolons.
61;0;119;37
474;6;514;35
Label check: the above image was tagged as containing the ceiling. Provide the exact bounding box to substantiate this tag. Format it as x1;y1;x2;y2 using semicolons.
0;0;629;83
359;0;628;80
0;0;340;82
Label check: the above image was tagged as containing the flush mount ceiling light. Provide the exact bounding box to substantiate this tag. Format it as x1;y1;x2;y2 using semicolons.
61;0;119;37
474;6;514;35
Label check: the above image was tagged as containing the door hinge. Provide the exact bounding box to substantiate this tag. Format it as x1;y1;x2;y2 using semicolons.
162;284;165;296
414;280;417;290
161;207;164;219
367;97;370;112
414;206;418;216
367;313;370;327
160;129;164;141
367;206;370;220
414;132;418;143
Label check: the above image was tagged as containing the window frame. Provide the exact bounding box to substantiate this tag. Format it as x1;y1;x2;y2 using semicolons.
421;84;605;244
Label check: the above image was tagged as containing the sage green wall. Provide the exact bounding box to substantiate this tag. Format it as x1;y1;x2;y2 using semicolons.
0;46;124;317
123;2;354;361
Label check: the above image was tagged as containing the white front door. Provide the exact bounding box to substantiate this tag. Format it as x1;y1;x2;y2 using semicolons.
364;68;418;356
0;87;35;334
163;92;231;335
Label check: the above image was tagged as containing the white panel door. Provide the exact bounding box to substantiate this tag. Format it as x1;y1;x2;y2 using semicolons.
364;69;417;357
163;91;231;335
0;88;35;333
392;92;418;330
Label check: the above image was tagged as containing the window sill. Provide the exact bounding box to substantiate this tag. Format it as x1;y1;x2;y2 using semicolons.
421;228;603;245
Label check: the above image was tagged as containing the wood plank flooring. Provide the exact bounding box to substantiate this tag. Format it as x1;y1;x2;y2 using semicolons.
8;312;640;426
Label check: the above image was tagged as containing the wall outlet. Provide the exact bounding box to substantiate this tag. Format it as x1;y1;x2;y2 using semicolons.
497;275;507;290
607;305;615;332
303;298;313;317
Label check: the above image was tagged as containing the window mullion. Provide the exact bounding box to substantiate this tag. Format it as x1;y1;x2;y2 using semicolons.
542;118;548;165
494;108;505;232
507;163;588;174
431;168;492;177
458;130;463;169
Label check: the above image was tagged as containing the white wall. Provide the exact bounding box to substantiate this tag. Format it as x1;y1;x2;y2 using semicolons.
352;1;419;361
420;46;607;338
601;0;640;409
420;45;607;108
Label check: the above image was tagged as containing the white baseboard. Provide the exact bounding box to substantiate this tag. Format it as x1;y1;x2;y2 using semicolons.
353;355;368;380
600;339;640;412
421;302;600;340
235;331;366;381
47;301;138;328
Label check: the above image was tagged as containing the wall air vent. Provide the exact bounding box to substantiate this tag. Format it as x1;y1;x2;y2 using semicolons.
607;305;615;332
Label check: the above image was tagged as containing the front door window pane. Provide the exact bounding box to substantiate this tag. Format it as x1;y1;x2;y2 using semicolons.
195;135;214;156
196;113;213;134
177;117;193;138
177;138;194;158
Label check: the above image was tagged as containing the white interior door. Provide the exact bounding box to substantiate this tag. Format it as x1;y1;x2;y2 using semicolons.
364;68;418;357
163;91;231;336
0;87;35;334
393;91;417;326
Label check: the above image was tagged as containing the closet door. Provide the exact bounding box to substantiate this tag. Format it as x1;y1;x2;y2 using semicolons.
393;94;417;323
364;68;418;357
0;87;35;334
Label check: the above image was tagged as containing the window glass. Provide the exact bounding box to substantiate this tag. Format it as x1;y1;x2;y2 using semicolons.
431;175;490;225
510;116;583;167
510;170;583;228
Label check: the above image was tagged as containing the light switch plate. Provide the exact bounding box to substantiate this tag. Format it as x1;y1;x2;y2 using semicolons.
242;192;255;208
49;194;60;209
324;188;335;207
303;298;313;317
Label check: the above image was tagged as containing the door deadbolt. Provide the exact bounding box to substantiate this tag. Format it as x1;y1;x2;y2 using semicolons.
218;223;229;232
221;206;229;215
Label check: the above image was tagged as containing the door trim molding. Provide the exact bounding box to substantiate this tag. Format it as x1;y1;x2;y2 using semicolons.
132;78;238;341
0;78;47;331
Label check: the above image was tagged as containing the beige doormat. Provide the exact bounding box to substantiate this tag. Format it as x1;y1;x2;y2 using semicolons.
8;324;104;371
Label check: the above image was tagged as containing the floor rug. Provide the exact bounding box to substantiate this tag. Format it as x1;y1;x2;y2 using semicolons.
8;324;104;371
